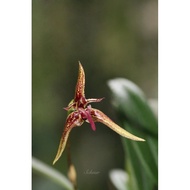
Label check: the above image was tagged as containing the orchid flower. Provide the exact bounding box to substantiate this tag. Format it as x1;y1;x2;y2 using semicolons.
53;62;145;165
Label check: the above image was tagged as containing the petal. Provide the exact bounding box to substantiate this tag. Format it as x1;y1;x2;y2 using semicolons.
86;97;104;104
64;99;75;111
53;112;83;165
90;108;145;141
74;62;85;102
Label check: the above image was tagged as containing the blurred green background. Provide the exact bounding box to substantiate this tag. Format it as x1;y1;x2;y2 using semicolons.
32;0;157;189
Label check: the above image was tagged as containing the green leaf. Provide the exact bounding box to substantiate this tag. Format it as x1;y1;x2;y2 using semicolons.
107;78;158;190
124;136;156;190
32;157;73;190
108;78;158;136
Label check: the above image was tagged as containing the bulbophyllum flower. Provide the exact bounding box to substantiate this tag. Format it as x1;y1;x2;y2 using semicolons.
53;62;145;165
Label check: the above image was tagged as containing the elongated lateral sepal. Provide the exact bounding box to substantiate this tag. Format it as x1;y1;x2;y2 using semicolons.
90;108;145;141
53;112;84;165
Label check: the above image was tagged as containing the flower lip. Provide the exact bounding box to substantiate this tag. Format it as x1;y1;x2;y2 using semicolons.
78;106;96;131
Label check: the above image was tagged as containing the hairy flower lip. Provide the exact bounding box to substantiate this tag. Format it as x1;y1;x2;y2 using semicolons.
78;107;96;131
53;62;145;165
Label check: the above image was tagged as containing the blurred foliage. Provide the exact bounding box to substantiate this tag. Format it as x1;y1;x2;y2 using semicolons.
32;0;157;189
32;157;72;190
108;78;158;190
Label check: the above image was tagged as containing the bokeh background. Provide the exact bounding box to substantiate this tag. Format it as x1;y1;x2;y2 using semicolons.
32;0;157;189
